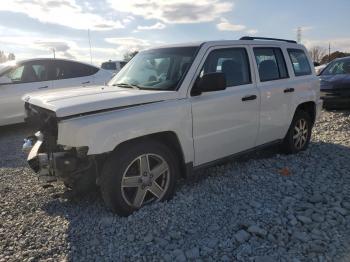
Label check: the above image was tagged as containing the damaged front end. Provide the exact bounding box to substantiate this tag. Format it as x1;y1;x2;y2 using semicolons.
23;103;97;185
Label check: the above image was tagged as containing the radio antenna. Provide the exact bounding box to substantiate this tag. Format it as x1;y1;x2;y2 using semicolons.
88;29;93;64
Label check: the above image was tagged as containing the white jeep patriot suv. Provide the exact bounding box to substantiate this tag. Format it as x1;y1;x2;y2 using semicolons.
23;37;322;216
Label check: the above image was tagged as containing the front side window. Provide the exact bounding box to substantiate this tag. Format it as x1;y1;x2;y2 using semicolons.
6;62;49;83
321;58;350;75
7;65;24;83
288;49;312;76
254;47;289;82
200;48;251;87
108;46;199;90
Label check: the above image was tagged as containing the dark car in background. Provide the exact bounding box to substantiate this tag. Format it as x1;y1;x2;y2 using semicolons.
319;57;350;109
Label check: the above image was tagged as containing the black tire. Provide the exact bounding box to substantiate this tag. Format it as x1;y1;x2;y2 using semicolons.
100;140;179;216
282;110;313;154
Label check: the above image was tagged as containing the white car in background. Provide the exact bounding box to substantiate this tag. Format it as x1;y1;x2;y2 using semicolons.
0;58;113;126
315;64;328;75
101;60;127;74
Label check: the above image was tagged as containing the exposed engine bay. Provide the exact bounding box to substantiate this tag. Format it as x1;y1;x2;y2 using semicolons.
23;102;97;186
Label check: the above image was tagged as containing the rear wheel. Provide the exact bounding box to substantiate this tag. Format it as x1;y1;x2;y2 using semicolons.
282;110;312;154
100;140;179;216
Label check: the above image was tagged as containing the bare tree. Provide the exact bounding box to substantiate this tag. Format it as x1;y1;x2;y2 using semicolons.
0;51;16;63
0;51;7;63
308;46;326;64
123;51;138;62
8;53;15;61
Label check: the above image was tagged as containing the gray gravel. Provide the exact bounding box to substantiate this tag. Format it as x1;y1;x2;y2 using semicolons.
1;110;350;262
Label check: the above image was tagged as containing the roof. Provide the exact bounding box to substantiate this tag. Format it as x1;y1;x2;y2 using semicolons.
1;58;98;68
146;38;304;51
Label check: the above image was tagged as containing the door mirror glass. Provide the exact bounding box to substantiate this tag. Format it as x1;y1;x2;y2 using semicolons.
0;75;12;84
193;72;226;95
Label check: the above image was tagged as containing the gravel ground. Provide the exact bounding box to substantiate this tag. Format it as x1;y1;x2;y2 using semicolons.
1;110;350;262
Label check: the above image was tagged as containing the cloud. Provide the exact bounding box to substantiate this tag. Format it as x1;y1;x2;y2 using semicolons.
137;22;166;30
0;0;124;31
217;18;246;31
109;0;234;24
105;37;152;56
0;34;124;64
105;37;150;47
0;35;79;59
246;29;258;35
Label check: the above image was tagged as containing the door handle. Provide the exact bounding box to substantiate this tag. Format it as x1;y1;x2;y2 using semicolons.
82;81;90;84
284;88;295;93
242;95;257;101
38;86;48;89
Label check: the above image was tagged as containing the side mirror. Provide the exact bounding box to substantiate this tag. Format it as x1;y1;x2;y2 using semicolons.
0;76;12;85
192;72;226;96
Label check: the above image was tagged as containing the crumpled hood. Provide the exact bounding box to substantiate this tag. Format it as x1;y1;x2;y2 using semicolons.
23;85;179;118
319;74;350;90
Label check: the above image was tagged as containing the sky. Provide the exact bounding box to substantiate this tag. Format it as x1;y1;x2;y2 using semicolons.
0;0;349;66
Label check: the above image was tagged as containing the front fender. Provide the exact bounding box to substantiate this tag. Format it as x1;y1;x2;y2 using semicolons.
57;99;194;163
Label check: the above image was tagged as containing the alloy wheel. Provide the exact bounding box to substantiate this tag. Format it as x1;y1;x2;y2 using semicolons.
293;118;308;150
121;153;170;208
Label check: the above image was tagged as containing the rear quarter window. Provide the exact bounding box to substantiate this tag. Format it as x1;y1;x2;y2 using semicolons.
288;49;312;76
52;61;99;80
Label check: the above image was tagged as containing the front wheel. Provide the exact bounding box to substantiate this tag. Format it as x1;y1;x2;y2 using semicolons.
100;140;179;216
282;110;313;154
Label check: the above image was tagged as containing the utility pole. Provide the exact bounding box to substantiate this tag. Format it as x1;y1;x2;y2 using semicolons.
297;27;302;43
51;48;56;59
328;43;331;63
88;29;93;64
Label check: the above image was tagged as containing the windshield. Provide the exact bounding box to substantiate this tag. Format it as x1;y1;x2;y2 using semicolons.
108;46;199;90
321;58;350;75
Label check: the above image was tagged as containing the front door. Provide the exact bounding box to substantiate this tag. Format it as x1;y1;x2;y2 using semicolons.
191;46;260;166
0;60;52;125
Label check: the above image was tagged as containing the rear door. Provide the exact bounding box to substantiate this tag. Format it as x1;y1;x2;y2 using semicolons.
191;46;260;166
251;46;293;145
0;60;52;125
50;60;98;88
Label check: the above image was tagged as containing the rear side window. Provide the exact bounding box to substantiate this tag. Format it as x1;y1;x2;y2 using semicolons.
288;49;312;76
51;61;99;80
201;48;251;87
254;47;289;82
101;62;117;70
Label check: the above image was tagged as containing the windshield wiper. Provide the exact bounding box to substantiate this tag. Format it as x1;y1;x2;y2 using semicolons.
113;83;141;90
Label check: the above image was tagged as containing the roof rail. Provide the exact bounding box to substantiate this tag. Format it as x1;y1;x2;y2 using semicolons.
240;36;297;44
